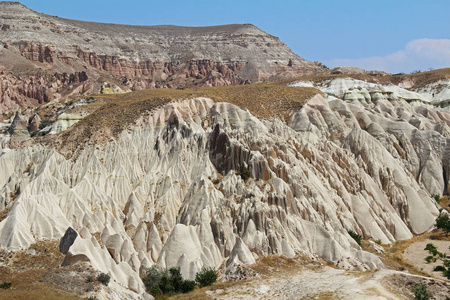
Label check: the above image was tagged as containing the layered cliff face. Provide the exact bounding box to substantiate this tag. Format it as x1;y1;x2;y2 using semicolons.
0;73;448;298
0;2;327;119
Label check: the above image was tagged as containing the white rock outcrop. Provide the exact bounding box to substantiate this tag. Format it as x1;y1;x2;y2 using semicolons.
0;90;447;297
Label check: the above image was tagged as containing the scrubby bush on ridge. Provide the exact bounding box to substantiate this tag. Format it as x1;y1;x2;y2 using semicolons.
97;273;110;286
435;214;450;235
142;266;196;296
195;267;218;287
413;283;429;300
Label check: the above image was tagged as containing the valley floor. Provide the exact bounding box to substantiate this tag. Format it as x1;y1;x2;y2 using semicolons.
170;232;450;300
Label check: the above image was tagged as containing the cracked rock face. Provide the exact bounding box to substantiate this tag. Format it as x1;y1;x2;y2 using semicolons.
0;2;326;118
0;82;447;298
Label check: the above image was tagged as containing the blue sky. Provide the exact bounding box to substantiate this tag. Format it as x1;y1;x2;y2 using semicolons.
7;0;450;73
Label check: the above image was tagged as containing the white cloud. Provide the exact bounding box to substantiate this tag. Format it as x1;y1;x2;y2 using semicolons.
326;39;450;73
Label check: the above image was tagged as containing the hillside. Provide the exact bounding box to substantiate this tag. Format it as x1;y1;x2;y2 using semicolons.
0;2;327;120
1;2;450;299
1;68;450;298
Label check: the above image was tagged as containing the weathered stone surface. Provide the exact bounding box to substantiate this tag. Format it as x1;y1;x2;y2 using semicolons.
0;2;326;118
0;76;448;298
59;227;78;254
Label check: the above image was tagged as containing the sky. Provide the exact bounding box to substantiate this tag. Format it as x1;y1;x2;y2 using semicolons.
7;0;450;73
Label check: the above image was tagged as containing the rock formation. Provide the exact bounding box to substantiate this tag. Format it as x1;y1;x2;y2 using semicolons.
1;71;449;297
0;2;449;299
0;2;327;119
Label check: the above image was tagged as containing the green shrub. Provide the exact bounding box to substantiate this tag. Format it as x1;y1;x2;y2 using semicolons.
180;279;196;293
425;255;437;263
143;265;162;291
149;286;163;295
144;266;195;295
424;243;438;256
432;194;441;203
0;282;11;289
158;271;175;294
168;267;183;292
424;242;450;279
237;164;251;182
195;267;218;287
435;214;450;235
413;284;429;300
348;230;362;246
97;273;110;286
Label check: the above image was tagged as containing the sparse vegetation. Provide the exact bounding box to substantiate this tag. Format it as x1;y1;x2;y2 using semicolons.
96;273;110;286
237;163;251;182
424;243;450;279
39;118;55;130
435;214;450;236
143;265;162;291
142;266;195;296
432;194;441;204
412;283;429;300
195;267;218;287
348;230;362;246
0;282;12;289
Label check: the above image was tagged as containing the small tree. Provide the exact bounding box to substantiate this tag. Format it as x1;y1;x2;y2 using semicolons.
142;265;162;291
97;273;110;286
180;279;196;293
195;267;218;287
435;214;450;236
143;266;195;295
413;284;429;300
158;270;175;294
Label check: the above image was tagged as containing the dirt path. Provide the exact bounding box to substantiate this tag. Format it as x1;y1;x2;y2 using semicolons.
206;268;408;300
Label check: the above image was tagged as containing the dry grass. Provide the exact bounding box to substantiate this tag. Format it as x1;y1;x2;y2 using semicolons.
168;255;321;299
378;234;431;277
251;254;321;276
438;195;450;210
376;230;450;278
0;241;79;300
299;291;340;300
29;82;322;155
88;81;322;120
0;192;19;222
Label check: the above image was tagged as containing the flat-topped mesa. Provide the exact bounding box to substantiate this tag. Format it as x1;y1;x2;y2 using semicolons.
0;2;304;66
0;2;328;119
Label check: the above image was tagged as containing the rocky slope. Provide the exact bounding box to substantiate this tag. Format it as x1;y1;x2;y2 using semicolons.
1;69;449;298
0;1;327;119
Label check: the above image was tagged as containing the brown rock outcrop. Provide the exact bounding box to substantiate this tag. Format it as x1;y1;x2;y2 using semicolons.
0;70;89;118
0;2;328;117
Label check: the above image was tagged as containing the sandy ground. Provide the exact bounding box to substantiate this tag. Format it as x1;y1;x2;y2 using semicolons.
403;239;450;281
207;268;409;300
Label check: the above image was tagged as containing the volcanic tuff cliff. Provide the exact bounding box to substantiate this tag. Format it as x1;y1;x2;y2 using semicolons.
1;69;450;298
0;1;326;119
1;2;450;299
